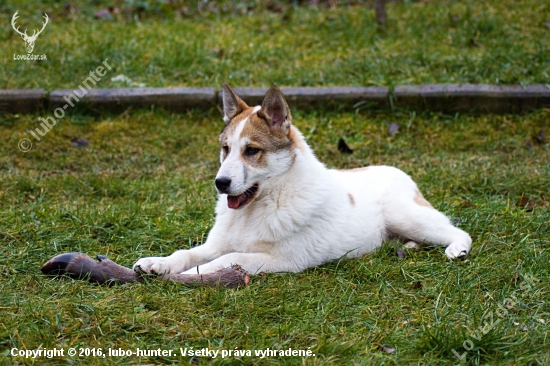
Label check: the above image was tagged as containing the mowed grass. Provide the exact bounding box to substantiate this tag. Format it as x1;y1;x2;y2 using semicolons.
1;106;549;365
1;0;549;89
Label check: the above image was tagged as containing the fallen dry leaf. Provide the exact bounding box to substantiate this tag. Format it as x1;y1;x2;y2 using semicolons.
540;194;548;207
451;218;463;226
470;38;484;47
449;14;460;24
71;137;89;148
396;248;406;259
517;196;537;211
94;7;119;20
535;130;546;144
338;138;353;154
388;122;399;137
377;344;396;354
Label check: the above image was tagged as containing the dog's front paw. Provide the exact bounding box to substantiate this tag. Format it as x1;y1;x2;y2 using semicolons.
445;244;469;260
133;256;180;275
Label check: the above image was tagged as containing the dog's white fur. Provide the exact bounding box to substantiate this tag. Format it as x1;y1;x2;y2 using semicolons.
133;84;471;275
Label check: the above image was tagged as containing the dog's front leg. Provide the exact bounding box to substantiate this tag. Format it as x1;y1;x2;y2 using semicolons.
133;242;226;275
181;252;296;275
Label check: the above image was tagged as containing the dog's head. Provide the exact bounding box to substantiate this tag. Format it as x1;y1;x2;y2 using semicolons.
216;83;298;209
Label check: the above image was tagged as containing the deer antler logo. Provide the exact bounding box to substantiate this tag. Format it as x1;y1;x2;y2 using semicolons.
11;11;49;54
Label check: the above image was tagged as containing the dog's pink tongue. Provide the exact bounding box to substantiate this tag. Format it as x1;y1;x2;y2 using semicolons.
227;194;246;209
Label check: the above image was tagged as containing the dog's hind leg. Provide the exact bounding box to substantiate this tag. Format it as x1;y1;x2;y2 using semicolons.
385;194;472;259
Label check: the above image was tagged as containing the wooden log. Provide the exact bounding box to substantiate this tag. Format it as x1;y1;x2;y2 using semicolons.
41;252;249;288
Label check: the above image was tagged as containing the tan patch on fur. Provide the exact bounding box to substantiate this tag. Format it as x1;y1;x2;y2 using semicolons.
348;193;355;206
404;241;421;250
242;113;292;149
288;126;307;153
219;106;257;143
236;112;295;167
414;190;434;208
339;166;370;173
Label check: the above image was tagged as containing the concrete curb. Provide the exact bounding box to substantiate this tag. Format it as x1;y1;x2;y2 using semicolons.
221;87;389;109
2;85;549;114
0;89;46;113
394;84;550;113
49;87;217;113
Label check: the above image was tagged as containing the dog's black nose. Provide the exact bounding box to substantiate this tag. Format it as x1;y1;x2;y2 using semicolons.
215;177;232;192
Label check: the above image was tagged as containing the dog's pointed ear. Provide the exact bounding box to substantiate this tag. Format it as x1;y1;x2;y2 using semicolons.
222;83;248;124
259;85;291;132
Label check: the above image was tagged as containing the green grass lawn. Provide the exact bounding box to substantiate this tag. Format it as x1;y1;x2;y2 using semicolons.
1;0;549;89
1;106;549;364
2;0;550;364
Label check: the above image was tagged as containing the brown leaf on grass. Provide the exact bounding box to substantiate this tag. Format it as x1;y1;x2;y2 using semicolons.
61;2;79;18
517;196;537;211
459;201;476;208
517;196;529;207
71;137;89;148
255;271;268;285
94;7;119;20
470;38;484;47
264;0;286;13
377;344;396;354
388;122;399;137
540;195;548;207
94;9;111;19
449;14;460;24
396;248;406;259
213;48;225;59
513;271;521;285
535;130;546;144
338;138;353;154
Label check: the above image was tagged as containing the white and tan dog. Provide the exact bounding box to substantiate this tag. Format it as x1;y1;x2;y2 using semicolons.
133;84;471;275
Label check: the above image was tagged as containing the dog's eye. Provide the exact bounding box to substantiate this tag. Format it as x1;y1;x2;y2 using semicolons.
244;146;260;156
223;145;229;154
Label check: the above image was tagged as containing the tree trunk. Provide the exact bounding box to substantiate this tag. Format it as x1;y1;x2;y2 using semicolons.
375;0;387;28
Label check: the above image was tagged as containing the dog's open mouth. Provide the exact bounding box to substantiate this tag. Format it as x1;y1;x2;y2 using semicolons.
227;183;259;209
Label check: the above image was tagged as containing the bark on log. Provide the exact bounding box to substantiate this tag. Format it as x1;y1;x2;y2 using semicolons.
41;252;249;288
375;0;387;28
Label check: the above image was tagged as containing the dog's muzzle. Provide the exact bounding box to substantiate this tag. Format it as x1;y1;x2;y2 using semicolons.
215;177;232;193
